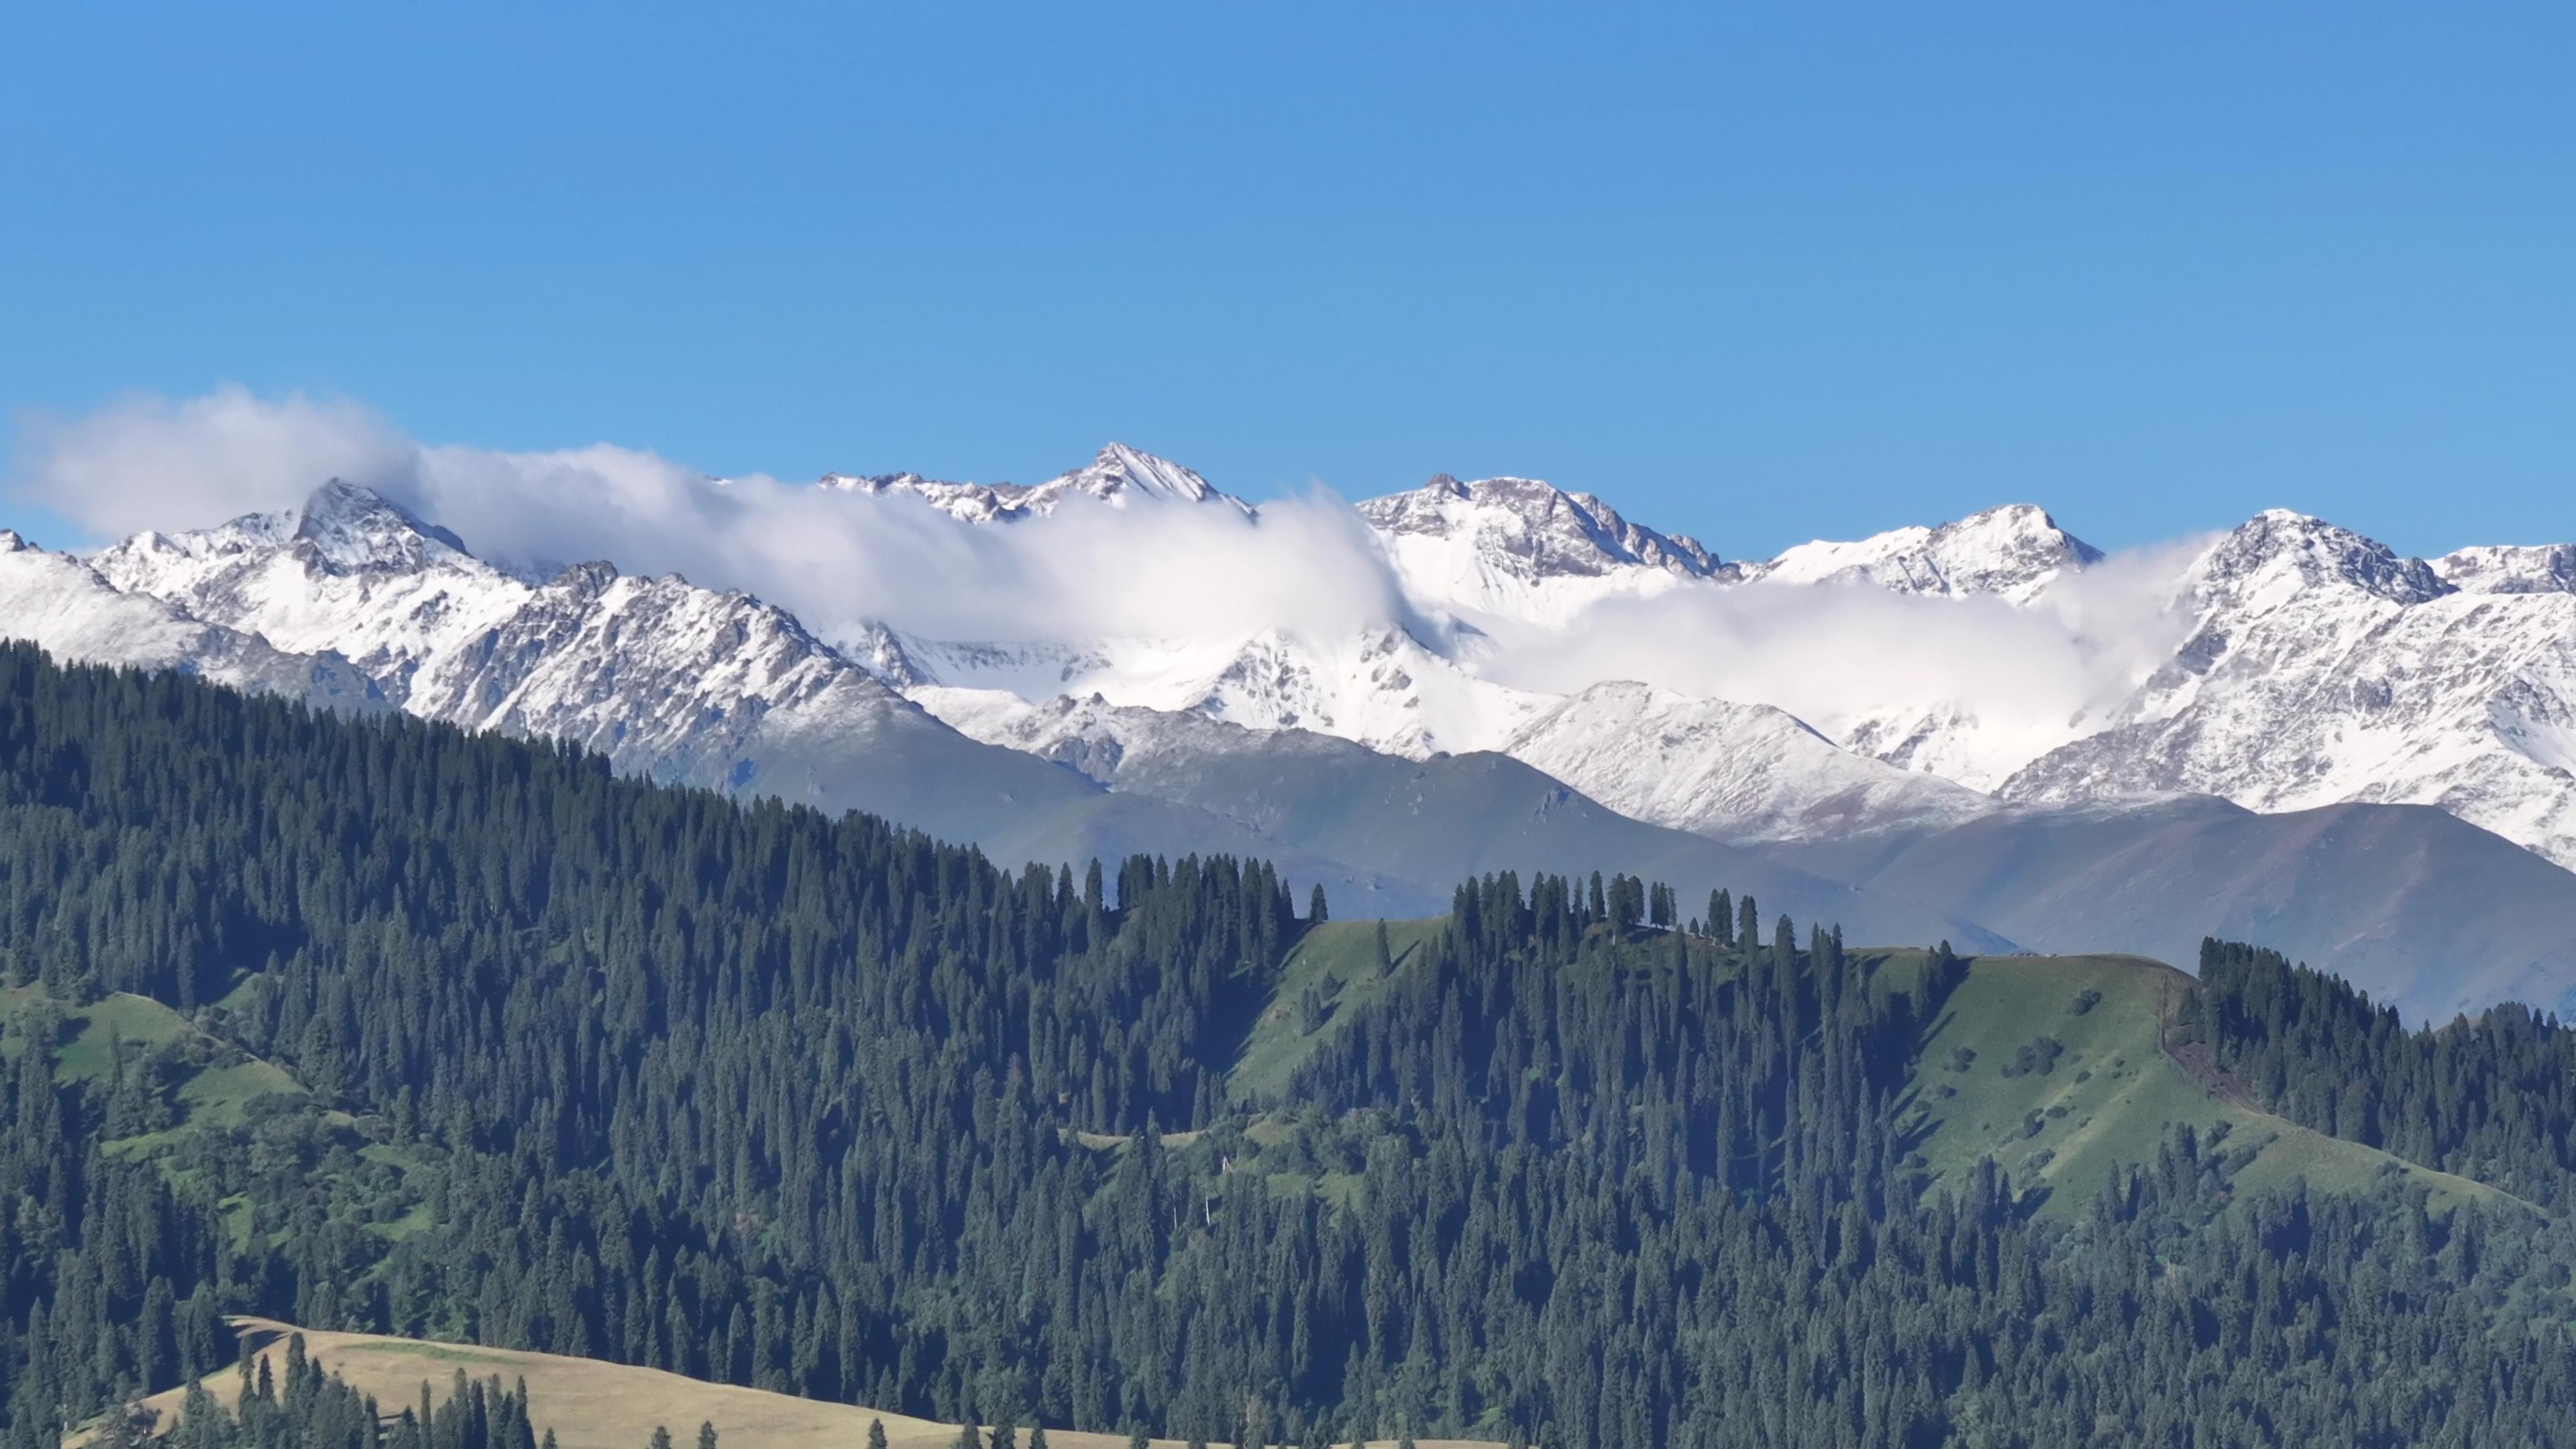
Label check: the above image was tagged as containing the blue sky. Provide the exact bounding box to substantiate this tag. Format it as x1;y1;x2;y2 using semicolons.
3;3;2569;559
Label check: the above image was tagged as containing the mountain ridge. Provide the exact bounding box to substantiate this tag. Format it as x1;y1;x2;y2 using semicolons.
9;450;2576;1015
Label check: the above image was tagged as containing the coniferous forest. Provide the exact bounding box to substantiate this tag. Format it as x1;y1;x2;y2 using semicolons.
5;641;2576;1447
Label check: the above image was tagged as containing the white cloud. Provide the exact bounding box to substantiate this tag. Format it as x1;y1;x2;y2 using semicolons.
1488;566;2191;746
10;387;414;537
6;388;1422;653
5;387;2210;777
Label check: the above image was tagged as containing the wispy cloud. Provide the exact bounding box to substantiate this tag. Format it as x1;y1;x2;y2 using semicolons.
7;388;1421;648
11;387;415;538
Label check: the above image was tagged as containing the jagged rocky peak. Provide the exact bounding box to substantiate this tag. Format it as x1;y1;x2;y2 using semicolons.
1752;504;2102;599
2188;508;2453;610
2436;542;2576;596
290;478;474;572
538;558;623;601
818;443;1250;523
1026;442;1248;514
818;470;1034;525
1356;472;1721;580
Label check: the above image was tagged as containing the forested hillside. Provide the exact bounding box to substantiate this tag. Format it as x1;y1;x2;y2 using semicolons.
2189;940;2576;1207
5;643;2576;1447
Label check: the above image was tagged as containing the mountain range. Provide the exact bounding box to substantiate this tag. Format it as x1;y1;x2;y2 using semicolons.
5;442;2573;1021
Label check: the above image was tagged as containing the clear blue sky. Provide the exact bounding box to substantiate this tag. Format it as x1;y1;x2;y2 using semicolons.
3;3;2569;558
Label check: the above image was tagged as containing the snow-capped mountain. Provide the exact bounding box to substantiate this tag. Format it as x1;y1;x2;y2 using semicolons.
1501;682;2002;843
72;481;1029;796
1358;474;1723;626
820;442;1250;523
845;451;2573;872
1995;511;2576;868
907;625;1546;761
887;468;2114;838
90;480;536;706
9;444;2576;1014
2438;543;2576;596
0;527;385;708
1741;504;2102;601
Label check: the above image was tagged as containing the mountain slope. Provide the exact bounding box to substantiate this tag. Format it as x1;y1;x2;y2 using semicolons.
1357;472;1723;626
1996;511;2576;869
1894;951;2519;1217
0;528;385;710
1743;503;2103;601
1499;681;2001;842
916;688;2016;947
1777;794;2576;1022
55;486;1420;906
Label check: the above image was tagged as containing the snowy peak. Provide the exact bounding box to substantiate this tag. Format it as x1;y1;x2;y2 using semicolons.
2187;509;2452;613
816;471;1030;525
1752;504;2102;600
2437;543;2576;596
292;480;474;573
1358;474;1721;582
0;531;387;708
1027;442;1249;514
89;486;532;696
819;443;1251;523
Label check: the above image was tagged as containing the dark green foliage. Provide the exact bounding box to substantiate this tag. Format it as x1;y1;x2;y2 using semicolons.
1999;1034;2065;1079
2194;938;2576;1206
4;647;2576;1447
2070;987;2102;1016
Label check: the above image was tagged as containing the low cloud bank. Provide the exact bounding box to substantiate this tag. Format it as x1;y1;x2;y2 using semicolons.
8;388;1416;647
9;388;2205;743
1486;537;2208;741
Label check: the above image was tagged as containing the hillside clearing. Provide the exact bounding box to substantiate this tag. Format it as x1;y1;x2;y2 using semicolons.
1896;953;2524;1218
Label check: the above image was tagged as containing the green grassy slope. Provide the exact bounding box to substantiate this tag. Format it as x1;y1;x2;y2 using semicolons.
1220;932;2527;1220
1894;953;2521;1218
0;984;307;1129
1230;918;1451;1104
1;983;435;1254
